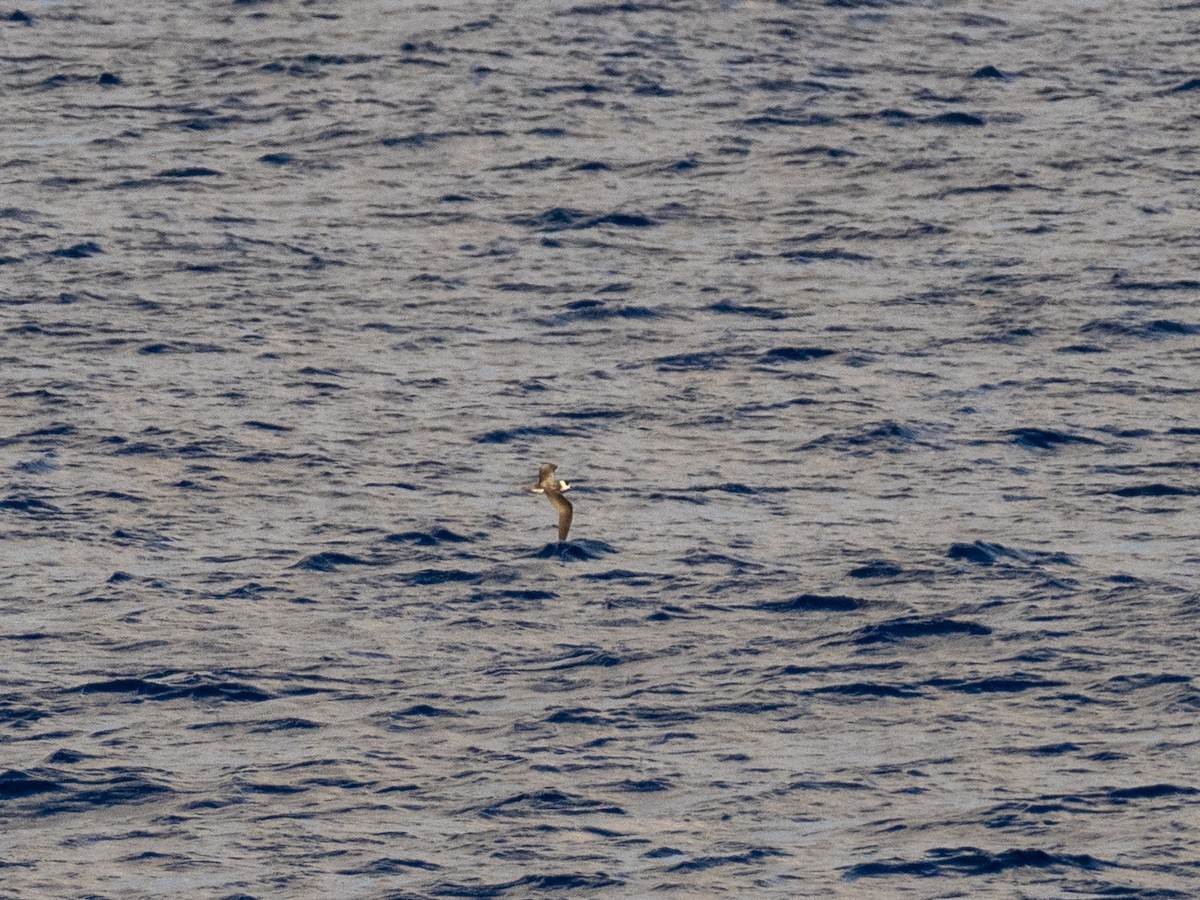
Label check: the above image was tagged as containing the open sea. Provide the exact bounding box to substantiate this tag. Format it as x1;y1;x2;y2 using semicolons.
2;0;1199;896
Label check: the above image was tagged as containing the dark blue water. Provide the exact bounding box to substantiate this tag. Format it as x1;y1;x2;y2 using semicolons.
3;1;1199;896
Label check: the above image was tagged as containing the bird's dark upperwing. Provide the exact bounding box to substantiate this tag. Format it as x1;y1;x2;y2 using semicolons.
545;488;573;541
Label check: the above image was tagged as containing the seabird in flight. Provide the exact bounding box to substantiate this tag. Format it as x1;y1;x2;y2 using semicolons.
528;462;573;541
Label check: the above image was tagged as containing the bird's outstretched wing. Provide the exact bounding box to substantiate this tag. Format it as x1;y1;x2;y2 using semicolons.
545;488;573;541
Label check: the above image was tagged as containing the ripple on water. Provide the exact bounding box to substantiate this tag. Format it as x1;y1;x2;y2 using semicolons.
2;0;1198;896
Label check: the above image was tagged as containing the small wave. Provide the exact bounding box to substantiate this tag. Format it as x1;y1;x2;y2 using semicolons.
156;167;222;178
540;298;661;324
470;589;558;602
77;677;173;697
392;704;463;718
377;705;469;732
1007;428;1098;450
801;421;927;454
760;346;837;363
1100;673;1190;693
613;778;671;792
1107;483;1197;498
744;112;839;128
397;568;481;586
432;872;624;894
570;1;666;14
644;846;684;859
1111;271;1200;291
3;423;77;445
1024;742;1081;756
4;765;174;816
1082;317;1199;339
509;206;657;231
340;857;441;874
46;749;93;764
845;846;1110;880
292;551;376;571
668;847;789;872
137;341;227;354
587;212;656;228
847;560;903;579
680;552;758;569
701;482;761;495
780;247;872;263
927;674;1066;693
495;280;556;293
381;131;462;149
947;540;1076;566
537;648;625;670
0;769;63;799
532;539;616;560
476;788;626;819
786;144;857;160
810;682;920;698
654;350;735;371
752;594;862;613
215;582;276;600
47;778;173;815
942;182;1025;196
924;111;986;126
49;241;103;258
708;298;787;319
476;424;575;444
0;495;61;516
947;541;1011;565
579;569;655;582
76;675;273;703
738;396;818;415
385;527;472;545
0;704;47;726
971;65;1013;79
852;617;991;644
555;407;627;421
784;778;871;792
546;707;612;725
249;718;321;733
646;605;700;621
704;700;790;715
1106;783;1197;802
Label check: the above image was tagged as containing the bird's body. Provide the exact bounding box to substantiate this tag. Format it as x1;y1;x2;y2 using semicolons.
529;463;573;540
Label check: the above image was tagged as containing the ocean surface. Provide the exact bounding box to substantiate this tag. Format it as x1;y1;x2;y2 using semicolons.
2;0;1199;896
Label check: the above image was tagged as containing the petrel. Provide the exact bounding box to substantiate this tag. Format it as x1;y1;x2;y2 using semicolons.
528;462;573;541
